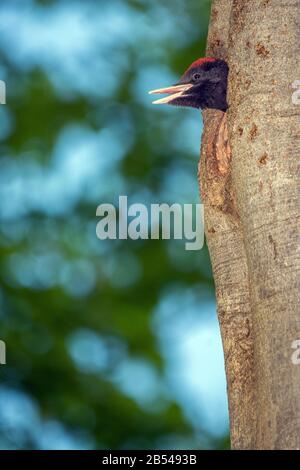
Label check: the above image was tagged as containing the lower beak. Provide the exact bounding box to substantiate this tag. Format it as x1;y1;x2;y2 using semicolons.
148;83;193;105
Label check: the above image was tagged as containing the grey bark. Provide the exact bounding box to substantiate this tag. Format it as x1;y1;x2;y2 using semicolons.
200;0;300;449
200;0;255;449
228;0;300;449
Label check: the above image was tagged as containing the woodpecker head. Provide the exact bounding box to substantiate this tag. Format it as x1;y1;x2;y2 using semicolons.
149;58;228;112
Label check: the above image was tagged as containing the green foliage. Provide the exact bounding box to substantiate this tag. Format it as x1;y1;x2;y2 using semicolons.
0;0;229;450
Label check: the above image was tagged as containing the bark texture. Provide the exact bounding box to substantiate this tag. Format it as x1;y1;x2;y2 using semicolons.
201;0;300;449
228;0;300;449
200;0;255;449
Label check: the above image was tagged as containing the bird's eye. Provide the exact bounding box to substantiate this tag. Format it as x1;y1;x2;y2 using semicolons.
192;73;201;82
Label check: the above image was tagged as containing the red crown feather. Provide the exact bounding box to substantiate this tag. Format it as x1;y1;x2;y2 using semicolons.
186;57;216;72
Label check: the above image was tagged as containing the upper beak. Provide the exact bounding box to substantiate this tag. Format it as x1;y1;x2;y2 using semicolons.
148;83;193;105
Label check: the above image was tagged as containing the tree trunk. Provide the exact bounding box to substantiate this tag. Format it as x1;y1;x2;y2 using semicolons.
200;0;300;449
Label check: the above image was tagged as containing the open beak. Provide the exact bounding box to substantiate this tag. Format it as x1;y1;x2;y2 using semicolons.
148;83;193;105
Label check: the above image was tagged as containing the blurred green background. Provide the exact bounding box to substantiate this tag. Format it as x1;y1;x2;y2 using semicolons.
0;0;229;450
